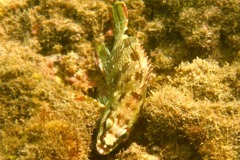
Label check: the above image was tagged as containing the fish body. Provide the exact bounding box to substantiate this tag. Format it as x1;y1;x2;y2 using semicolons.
96;1;151;155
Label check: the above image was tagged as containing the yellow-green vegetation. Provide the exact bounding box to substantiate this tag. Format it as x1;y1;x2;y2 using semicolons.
115;143;159;160
0;0;239;159
143;58;239;160
0;42;100;159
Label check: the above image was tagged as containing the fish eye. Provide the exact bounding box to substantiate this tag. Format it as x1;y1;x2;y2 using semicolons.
120;132;128;141
121;132;128;140
118;129;129;141
105;117;114;130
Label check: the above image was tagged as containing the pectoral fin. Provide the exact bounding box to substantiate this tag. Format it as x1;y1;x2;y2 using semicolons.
96;45;110;77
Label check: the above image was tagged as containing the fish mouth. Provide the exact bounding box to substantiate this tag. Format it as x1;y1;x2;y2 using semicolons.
96;131;119;155
96;142;113;155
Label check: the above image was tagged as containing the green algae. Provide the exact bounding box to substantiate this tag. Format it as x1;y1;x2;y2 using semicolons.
0;0;239;159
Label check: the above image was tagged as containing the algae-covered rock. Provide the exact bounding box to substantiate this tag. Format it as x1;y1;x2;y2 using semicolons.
143;59;240;160
115;143;159;160
0;42;100;159
0;0;239;159
144;85;239;160
170;58;236;101
177;6;222;50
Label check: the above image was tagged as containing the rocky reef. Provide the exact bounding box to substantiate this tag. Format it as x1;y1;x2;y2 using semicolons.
0;0;239;159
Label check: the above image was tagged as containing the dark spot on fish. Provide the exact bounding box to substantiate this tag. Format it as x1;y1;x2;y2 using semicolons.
124;76;131;83
123;37;132;47
124;118;130;124
135;72;142;81
125;102;131;107
113;72;121;86
116;114;125;125
117;114;130;126
122;63;129;73
107;129;113;134
116;114;122;120
130;52;138;61
118;92;126;102
131;92;142;100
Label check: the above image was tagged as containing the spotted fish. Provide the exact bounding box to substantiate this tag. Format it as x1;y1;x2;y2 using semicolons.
96;1;151;155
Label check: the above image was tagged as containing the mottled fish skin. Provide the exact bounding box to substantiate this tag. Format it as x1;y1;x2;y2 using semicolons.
96;1;151;155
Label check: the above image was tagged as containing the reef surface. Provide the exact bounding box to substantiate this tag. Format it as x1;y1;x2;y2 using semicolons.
0;0;239;159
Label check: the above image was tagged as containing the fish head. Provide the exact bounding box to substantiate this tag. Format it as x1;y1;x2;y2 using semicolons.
96;114;130;155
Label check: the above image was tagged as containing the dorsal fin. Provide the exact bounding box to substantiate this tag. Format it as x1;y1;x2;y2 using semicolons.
111;1;128;37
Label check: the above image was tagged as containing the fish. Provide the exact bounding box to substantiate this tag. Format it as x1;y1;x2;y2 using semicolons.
95;1;151;155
